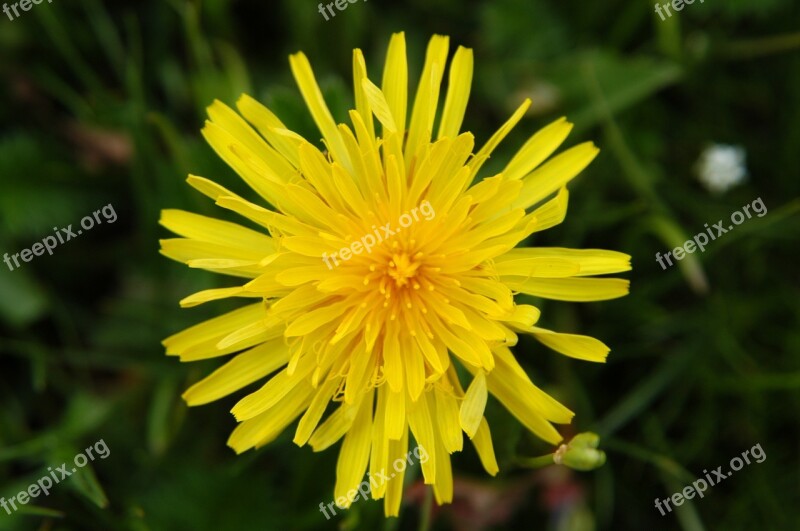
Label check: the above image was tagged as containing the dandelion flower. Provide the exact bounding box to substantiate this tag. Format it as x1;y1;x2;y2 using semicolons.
160;32;631;516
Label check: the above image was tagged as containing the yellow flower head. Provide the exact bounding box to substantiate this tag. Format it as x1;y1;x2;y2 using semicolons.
160;32;630;517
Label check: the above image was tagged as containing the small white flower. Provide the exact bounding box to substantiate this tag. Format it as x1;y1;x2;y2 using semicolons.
695;144;748;194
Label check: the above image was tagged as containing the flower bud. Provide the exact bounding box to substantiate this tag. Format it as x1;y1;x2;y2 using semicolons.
553;432;606;471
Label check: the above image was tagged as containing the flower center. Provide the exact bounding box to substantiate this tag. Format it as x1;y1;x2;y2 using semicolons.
388;252;421;287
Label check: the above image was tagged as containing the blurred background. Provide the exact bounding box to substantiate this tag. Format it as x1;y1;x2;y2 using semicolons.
1;0;798;529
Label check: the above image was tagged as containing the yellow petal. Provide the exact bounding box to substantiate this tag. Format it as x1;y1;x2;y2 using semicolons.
437;46;473;139
369;385;389;499
503;117;572;181
330;302;372;344
500;187;569;247
281;236;333;258
278;184;354;234
347;109;385;202
236;94;300;168
361;77;398;133
456;277;513;311
288;52;352;173
414;327;444;375
309;401;358;452
403;334;426;402
352;48;375;139
384;151;405;218
275;265;329;287
186;174;243;202
464;178;522;225
334;390;374;508
496;248;631;277
201;121;283;204
492;304;541;329
215;195;317;238
505;276;631;302
426;134;475;208
187;258;259;270
332;161;370;216
483;348;572;442
383;328;404;393
437;284;509;319
383;426;408;517
427;315;482;368
459;371;487;438
160;239;264;278
405;35;449;162
381;32;408;133
434;386;463;453
486;374;563;444
345;345;377;404
216;317;277;350
385;386;406;440
244;269;303;296
513;142;599;209
530;326;611;362
432;435;453;504
406;392;436;484
493;257;581;278
160;209;275;251
447;208;525;250
471;417;499;476
295;142;348;216
492;347;573;416
163;303;265;356
177;324;280;362
468;98;531;180
268;284;331;318
207;99;295;179
284;300;351;337
527;186;569;233
179;286;254;308
230;354;316;421
294;378;340;446
227;381;314;454
182;338;291;406
339;116;375;201
406;137;451;207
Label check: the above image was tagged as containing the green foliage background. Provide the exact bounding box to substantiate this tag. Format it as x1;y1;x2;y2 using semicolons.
1;0;798;529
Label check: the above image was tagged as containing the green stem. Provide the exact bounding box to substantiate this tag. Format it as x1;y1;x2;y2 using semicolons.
418;485;433;531
515;454;556;469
